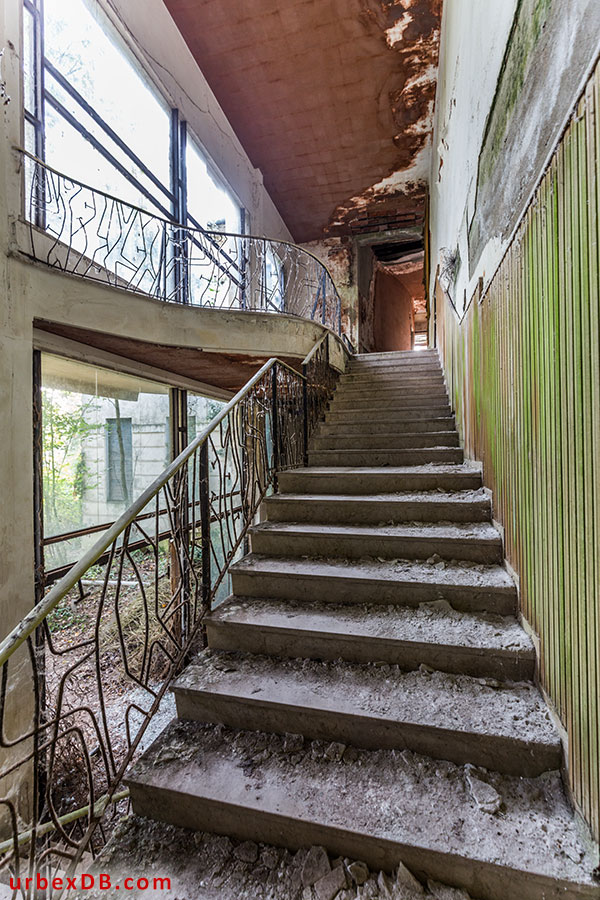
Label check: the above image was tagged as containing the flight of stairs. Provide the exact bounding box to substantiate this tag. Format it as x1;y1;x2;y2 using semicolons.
125;350;598;900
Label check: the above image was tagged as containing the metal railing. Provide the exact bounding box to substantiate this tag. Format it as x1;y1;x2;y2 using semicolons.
0;338;343;896
18;150;347;338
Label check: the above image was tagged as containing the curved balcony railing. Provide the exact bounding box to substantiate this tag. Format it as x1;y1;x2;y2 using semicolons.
0;334;344;895
18;150;348;340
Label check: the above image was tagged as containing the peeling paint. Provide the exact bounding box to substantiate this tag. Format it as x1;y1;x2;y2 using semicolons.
385;13;414;47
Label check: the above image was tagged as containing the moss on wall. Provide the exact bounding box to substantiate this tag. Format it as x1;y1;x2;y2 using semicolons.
479;0;553;187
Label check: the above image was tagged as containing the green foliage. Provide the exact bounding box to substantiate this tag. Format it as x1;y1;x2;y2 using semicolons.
43;388;101;536
47;596;84;633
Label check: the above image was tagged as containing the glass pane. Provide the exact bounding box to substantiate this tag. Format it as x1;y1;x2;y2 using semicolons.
185;392;239;607
44;70;170;215
41;355;171;572
186;139;240;234
43;0;171;192
23;5;36;115
23;119;37;218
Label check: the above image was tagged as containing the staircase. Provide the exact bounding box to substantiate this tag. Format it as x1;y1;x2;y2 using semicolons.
125;351;598;900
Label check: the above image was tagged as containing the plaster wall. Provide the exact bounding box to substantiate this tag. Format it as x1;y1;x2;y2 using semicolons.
430;0;600;313
299;238;359;348
428;0;518;314
372;270;413;352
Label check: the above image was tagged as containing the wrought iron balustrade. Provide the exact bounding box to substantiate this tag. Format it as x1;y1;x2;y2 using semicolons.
18;150;346;338
0;338;345;898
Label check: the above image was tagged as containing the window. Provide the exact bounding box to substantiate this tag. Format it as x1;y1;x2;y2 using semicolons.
42;0;172;215
186;137;240;235
106;415;133;502
22;0;246;237
40;354;170;572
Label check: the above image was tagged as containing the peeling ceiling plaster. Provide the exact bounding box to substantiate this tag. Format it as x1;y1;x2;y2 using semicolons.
163;0;442;240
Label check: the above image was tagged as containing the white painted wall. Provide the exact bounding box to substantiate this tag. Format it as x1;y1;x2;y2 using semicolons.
428;0;518;313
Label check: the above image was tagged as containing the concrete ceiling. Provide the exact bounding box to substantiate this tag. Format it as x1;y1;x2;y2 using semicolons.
163;0;442;242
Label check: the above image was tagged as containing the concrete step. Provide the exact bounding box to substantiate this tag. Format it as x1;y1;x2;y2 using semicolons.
127;721;598;900
278;464;482;493
338;376;447;391
353;350;438;360
325;406;453;423
205;595;535;680
230;555;516;615
249;521;503;564
329;394;450;411
350;354;440;365
310;431;460;450
263;490;491;524
172;651;559;776
315;417;456;435
308;447;463;466
348;361;443;375
331;390;450;406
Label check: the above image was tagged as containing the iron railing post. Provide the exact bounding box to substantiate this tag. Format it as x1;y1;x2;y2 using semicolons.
262;238;268;311
302;363;309;466
199;441;211;611
271;362;279;491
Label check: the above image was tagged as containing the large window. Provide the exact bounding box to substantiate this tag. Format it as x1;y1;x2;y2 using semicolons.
22;0;243;238
39;355;229;580
41;355;171;572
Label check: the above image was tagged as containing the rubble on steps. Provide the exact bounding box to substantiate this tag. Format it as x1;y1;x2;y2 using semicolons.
90;815;478;900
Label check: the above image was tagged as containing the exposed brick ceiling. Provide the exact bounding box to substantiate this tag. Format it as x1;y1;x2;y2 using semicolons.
163;0;442;242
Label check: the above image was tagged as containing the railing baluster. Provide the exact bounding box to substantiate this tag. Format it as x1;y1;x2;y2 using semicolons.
271;362;279;491
302;362;309;467
17;149;353;345
199;441;211;613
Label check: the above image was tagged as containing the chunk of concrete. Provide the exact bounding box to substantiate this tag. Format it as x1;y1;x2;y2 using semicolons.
302;845;331;886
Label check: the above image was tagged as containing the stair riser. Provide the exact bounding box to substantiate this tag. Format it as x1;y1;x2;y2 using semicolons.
348;363;442;375
263;498;491;524
354;351;438;360
310;433;460;450
173;689;557;777
331;394;450;408
231;570;515;614
127;782;581;900
338;384;447;396
315;418;456;435
325;408;453;423
278;471;482;493
339;375;446;388
330;396;450;410
205;620;534;681
250;531;502;564
341;373;445;384
308;449;464;466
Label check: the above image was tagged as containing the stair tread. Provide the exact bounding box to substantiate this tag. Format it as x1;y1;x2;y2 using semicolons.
251;521;501;543
230;553;515;591
316;430;458;439
291;464;481;474
208;595;533;657
265;489;488;504
127;720;597;897
173;650;556;750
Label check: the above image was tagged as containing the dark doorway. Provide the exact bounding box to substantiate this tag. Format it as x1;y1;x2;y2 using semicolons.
370;242;426;352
